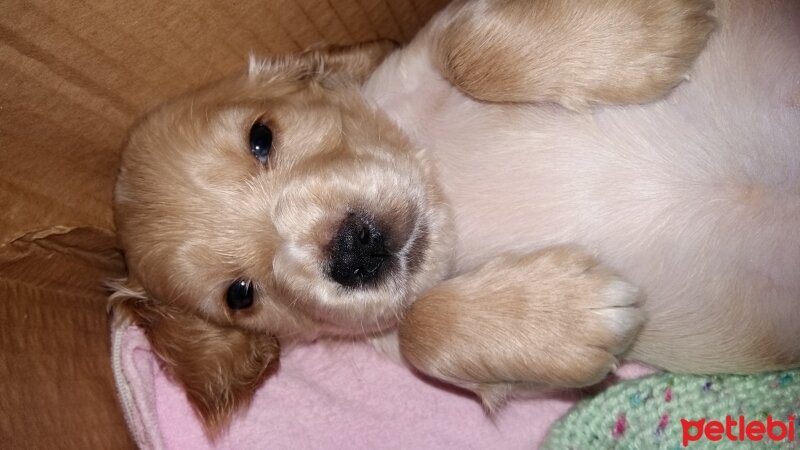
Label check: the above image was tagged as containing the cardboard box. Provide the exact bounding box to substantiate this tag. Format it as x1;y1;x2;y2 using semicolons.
0;1;447;446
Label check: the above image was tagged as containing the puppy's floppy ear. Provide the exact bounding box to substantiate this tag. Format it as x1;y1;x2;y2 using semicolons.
250;39;398;85
109;278;280;436
314;39;399;83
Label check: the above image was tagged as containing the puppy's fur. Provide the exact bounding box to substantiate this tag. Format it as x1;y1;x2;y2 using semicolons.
112;0;800;434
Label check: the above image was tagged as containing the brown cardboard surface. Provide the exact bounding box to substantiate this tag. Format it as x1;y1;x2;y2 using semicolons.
0;0;448;446
0;227;131;448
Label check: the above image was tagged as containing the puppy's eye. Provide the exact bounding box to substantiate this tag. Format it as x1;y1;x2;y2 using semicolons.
226;279;254;310
249;122;273;163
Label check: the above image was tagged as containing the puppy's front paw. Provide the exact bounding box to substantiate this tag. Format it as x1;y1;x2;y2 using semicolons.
434;0;714;109
399;246;643;404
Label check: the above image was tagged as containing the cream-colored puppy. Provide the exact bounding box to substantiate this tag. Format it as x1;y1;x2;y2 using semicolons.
112;0;800;433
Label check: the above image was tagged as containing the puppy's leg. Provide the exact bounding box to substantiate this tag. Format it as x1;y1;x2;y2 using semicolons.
434;0;714;110
399;246;643;406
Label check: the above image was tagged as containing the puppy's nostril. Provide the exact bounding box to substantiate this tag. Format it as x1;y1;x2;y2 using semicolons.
329;213;393;288
358;226;370;245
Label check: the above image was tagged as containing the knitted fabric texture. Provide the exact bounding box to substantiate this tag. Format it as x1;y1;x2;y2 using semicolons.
543;369;800;450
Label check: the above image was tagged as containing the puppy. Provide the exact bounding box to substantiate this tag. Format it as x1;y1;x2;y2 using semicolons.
111;0;800;434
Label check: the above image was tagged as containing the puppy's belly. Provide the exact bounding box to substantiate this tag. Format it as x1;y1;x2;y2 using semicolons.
434;105;800;372
428;52;800;372
365;0;800;372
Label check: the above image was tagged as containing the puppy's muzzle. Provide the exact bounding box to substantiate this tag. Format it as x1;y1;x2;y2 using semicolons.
329;212;394;288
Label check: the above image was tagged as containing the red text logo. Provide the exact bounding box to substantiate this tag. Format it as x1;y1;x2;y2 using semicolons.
681;415;796;447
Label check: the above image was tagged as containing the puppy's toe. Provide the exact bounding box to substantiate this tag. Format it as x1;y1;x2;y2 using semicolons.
592;279;644;354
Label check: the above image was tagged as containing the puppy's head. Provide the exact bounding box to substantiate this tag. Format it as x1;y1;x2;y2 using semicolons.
112;41;454;433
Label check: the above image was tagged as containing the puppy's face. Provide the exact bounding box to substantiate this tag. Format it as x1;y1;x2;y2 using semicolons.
113;42;454;431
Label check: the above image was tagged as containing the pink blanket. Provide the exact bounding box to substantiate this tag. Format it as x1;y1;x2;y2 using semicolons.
112;325;652;449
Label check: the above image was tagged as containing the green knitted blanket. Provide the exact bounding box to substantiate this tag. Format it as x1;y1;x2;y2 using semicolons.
543;369;800;449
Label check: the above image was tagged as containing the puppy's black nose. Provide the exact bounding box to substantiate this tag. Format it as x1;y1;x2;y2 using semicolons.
329;213;392;288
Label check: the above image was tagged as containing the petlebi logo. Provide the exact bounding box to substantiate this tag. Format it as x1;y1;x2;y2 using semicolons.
681;415;796;447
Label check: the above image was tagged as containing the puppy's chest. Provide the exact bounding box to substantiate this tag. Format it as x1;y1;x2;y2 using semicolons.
365;59;681;272
365;41;798;277
405;99;688;272
436;131;607;270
